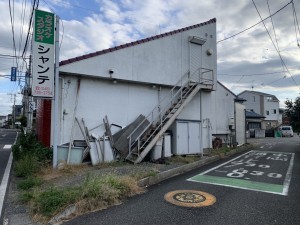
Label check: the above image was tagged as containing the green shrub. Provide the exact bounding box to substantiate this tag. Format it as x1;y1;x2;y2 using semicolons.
20;191;34;203
17;177;42;190
14;155;39;177
34;187;78;217
12;132;52;163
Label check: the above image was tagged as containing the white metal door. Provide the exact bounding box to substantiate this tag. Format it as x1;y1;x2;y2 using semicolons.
190;43;202;82
188;122;201;154
177;122;189;155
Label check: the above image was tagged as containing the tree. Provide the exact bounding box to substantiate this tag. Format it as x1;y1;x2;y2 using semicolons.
284;96;300;132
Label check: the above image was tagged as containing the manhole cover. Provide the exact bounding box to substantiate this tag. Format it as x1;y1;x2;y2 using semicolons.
164;190;216;207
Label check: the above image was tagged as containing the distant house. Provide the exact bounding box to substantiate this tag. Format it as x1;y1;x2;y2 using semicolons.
0;115;7;127
238;91;280;130
245;110;265;138
13;105;23;119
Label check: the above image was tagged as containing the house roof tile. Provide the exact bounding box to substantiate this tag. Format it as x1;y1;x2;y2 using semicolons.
246;110;265;119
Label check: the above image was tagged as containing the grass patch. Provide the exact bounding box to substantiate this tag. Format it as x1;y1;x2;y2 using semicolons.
130;170;159;180
24;174;143;221
34;186;79;217
14;155;40;177
212;147;232;155
166;155;201;164
95;161;131;169
17;177;43;190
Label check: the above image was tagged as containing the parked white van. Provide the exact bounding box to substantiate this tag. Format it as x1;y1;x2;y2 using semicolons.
281;126;294;137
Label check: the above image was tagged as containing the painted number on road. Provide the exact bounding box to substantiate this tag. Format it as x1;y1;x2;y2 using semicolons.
188;151;294;195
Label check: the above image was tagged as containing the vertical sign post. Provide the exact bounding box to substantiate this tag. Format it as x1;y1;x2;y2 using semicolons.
52;16;60;168
32;9;55;98
33;9;59;168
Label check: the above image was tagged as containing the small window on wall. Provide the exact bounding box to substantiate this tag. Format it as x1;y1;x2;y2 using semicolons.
273;109;276;114
266;110;269;115
253;96;255;102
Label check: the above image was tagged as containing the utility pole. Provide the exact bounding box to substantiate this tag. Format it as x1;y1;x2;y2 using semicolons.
27;55;33;131
7;93;16;128
13;94;16;129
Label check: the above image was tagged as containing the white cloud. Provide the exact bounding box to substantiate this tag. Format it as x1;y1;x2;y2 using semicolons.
0;0;300;115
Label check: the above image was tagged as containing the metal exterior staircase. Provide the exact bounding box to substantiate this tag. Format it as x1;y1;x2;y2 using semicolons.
126;67;214;163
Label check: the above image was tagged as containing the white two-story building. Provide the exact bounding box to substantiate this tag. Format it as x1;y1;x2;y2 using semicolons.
238;90;281;131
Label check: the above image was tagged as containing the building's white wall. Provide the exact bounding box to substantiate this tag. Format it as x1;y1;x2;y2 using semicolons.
59;77;234;150
235;103;245;145
264;98;280;121
60;76;160;144
210;83;235;134
238;92;260;114
60;23;217;89
239;91;280;122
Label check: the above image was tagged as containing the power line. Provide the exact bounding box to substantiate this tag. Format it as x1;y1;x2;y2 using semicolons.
251;0;300;89
217;1;292;43
40;0;65;50
292;1;300;47
267;0;287;79
21;0;38;58
8;0;17;67
218;71;286;76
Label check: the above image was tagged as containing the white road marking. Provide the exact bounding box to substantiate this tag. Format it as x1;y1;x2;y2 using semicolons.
0;132;18;220
283;153;295;196
0;153;13;219
3;145;12;150
199;151;252;175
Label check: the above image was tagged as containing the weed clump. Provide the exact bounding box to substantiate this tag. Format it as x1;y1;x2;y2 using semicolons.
12;132;52;177
26;174;142;221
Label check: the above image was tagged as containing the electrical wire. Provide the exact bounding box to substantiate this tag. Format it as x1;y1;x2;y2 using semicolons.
217;0;292;43
8;0;17;67
292;1;300;47
218;71;286;77
21;0;37;58
40;0;65;50
252;0;300;89
267;0;287;79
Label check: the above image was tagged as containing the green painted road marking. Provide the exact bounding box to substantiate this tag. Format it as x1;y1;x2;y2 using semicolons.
188;175;284;194
187;150;295;195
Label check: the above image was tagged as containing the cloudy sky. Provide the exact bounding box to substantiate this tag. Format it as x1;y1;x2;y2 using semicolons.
1;0;300;115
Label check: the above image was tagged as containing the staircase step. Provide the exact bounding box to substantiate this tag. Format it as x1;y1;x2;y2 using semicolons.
128;82;204;164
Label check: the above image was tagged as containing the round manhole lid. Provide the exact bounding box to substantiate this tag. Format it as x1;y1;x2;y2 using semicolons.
164;190;216;207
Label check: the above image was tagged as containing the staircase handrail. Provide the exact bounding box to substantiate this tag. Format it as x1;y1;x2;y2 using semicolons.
127;67;213;155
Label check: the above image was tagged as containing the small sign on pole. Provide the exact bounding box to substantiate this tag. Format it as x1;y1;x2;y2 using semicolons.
32;9;55;98
11;67;17;81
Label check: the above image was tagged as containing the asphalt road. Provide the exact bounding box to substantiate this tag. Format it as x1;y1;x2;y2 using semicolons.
0;129;16;184
64;136;300;225
0;129;17;223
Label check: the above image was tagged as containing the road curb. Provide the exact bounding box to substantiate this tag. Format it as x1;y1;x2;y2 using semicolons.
138;155;220;187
